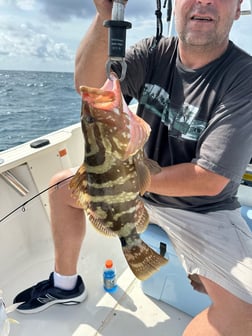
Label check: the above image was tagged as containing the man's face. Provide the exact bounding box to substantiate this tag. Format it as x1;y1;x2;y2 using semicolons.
175;0;242;49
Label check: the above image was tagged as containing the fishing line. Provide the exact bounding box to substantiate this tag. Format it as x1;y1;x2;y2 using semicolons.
0;175;74;224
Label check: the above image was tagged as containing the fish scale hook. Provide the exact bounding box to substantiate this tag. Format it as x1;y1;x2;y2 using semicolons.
106;58;127;81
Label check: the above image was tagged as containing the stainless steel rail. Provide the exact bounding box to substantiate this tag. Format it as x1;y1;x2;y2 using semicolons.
1;170;29;196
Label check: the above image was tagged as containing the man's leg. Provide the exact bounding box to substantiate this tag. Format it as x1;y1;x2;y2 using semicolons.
13;169;87;313
49;169;86;276
183;276;252;336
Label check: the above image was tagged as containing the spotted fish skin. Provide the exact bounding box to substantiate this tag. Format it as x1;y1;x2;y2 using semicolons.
70;73;168;280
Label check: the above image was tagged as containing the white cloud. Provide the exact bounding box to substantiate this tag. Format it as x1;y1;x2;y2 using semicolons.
16;0;35;11
35;0;156;21
0;19;73;62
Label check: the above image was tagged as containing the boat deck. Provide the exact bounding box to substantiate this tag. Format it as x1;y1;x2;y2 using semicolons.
3;224;191;336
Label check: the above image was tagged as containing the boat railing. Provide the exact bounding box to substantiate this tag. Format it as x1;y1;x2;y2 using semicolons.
1;171;29;196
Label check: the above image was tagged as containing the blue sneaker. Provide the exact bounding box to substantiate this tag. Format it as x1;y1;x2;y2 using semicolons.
13;273;87;314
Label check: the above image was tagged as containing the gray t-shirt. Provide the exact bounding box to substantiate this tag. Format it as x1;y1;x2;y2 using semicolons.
115;36;252;212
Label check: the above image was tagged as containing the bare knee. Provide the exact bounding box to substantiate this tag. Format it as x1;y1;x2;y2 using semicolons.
199;276;252;315
183;276;252;336
49;169;74;189
48;169;78;207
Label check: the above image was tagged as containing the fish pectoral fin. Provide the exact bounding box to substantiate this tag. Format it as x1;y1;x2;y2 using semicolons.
143;157;162;175
134;156;161;196
69;164;88;207
135;198;149;233
70;165;89;210
69;164;87;192
122;238;168;280
88;210;116;237
134;159;152;196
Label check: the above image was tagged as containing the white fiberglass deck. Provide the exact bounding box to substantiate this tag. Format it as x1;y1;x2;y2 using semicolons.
2;224;191;336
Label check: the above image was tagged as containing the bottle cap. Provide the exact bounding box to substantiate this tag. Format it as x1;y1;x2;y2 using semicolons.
105;259;113;268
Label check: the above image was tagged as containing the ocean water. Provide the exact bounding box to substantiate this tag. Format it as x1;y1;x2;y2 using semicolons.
0;70;81;152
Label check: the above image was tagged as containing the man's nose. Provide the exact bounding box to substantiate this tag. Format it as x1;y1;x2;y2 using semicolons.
196;0;213;4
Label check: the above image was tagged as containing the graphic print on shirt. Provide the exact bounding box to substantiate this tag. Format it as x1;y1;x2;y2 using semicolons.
140;83;207;141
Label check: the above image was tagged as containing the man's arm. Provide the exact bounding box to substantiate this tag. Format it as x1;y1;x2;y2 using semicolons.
75;1;114;91
148;163;230;197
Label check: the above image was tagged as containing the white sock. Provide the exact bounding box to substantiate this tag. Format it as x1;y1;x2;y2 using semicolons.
53;271;78;290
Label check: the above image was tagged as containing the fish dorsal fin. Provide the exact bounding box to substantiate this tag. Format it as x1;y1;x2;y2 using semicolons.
88;210;116;237
135;198;149;233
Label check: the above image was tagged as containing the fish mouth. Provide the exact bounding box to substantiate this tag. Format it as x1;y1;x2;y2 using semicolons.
80;72;120;111
101;72;119;91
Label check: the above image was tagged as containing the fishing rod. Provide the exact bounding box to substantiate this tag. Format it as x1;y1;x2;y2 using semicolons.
155;0;173;43
0;175;74;224
164;0;173;35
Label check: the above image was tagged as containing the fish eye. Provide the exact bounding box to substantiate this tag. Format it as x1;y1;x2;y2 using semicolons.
85;115;95;123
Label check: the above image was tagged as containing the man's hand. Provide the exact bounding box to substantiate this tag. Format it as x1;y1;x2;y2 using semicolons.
93;0;113;21
93;0;128;21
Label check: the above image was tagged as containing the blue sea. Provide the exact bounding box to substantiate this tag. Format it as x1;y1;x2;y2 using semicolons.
0;70;81;152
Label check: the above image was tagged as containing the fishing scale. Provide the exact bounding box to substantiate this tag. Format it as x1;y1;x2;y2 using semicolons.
104;0;131;81
104;0;173;81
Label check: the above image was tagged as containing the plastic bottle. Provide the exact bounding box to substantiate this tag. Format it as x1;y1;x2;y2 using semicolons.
0;295;10;336
103;259;118;293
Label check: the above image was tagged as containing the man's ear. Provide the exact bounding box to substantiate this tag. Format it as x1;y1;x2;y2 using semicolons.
234;0;243;20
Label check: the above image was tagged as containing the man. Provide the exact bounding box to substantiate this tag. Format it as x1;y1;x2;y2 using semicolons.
14;0;252;335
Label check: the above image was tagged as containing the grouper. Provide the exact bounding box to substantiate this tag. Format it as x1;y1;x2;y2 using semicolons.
70;73;168;280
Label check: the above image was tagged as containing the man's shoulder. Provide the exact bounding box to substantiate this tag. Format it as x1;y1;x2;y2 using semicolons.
136;36;178;52
230;42;252;66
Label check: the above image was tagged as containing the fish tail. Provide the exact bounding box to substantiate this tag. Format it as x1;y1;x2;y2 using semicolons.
122;239;168;280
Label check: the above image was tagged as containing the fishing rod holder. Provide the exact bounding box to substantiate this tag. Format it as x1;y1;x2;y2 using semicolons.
104;19;131;81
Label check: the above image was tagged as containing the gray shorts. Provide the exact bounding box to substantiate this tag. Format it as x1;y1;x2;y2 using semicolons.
145;204;252;304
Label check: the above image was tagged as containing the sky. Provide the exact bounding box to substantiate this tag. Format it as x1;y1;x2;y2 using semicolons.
0;0;251;73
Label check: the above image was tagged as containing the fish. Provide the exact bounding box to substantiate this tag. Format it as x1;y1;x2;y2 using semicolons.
70;72;168;280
